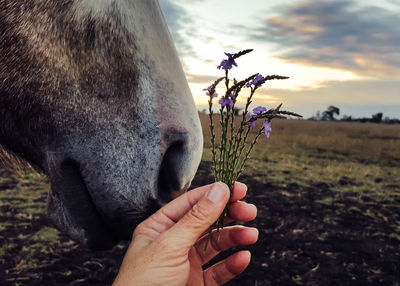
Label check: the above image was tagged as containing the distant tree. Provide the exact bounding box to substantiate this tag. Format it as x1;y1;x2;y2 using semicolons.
234;107;242;116
321;106;340;120
341;115;352;121
371;112;383;123
308;110;321;120
383;116;391;123
309;108;400;124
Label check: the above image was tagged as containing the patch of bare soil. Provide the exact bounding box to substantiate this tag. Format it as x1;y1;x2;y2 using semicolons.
193;162;400;286
1;162;399;285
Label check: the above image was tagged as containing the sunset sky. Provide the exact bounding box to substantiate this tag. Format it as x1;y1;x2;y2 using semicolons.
159;0;400;119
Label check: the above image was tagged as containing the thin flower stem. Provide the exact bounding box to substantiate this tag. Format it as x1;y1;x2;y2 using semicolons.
223;106;230;182
227;109;235;163
235;127;265;180
208;98;217;178
217;107;225;181
231;126;251;175
226;88;239;184
219;70;230;183
225;70;229;89
228;88;256;176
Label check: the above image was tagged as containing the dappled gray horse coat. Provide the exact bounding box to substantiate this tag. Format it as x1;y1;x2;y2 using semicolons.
0;0;203;249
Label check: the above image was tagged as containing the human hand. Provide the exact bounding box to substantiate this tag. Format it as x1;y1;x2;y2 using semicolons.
113;182;258;286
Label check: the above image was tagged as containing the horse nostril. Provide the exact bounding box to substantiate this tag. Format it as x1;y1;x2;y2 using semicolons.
158;134;190;204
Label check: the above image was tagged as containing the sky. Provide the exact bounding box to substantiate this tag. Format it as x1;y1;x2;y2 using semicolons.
158;0;400;119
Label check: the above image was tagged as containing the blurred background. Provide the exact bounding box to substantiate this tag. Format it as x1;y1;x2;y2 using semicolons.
159;0;400;121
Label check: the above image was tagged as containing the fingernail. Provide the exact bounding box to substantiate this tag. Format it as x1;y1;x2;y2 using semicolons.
250;227;259;239
207;183;225;203
234;181;246;188
244;250;251;260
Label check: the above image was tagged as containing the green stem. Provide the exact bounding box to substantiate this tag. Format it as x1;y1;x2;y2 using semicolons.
208;98;217;178
235;127;265;180
218;70;230;183
217;107;225;181
228;88;256;173
223;106;230;182
231;126;251;177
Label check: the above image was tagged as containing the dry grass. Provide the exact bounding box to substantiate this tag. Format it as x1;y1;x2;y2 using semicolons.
0;115;399;285
200;113;400;158
200;113;400;193
0;146;36;176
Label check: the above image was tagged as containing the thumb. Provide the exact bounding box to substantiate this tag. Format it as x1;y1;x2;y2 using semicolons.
162;182;230;250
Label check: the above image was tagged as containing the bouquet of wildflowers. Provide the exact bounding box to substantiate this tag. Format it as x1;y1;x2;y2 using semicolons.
204;49;302;250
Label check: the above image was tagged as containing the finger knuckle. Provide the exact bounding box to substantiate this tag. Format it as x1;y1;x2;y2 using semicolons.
132;222;146;238
190;202;212;224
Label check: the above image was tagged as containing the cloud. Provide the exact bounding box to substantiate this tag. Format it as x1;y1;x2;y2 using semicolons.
186;74;218;84
158;0;198;56
255;79;400;117
193;78;400;118
384;0;400;8
249;0;400;79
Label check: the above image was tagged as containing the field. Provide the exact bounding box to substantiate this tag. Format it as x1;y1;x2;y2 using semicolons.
1;117;400;285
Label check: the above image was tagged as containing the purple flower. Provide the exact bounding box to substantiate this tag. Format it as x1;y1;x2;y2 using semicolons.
253;106;267;115
227;93;234;99
218;97;234;107
264;120;272;138
245;114;256;127
246;73;265;88
209;92;218;98
217;59;237;70
203;85;212;92
203;85;218;98
217;52;238;70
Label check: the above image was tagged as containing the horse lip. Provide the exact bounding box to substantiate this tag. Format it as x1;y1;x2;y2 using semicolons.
49;159;117;249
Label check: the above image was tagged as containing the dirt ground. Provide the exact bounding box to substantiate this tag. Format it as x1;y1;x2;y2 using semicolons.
193;162;400;286
1;160;399;286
